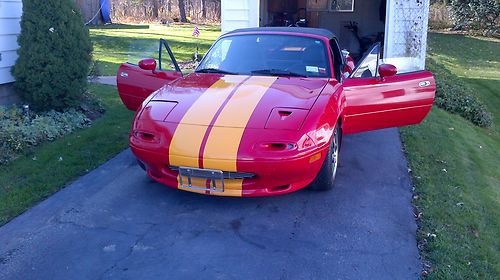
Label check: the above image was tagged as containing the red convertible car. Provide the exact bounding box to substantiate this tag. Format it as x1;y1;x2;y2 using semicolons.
117;27;435;197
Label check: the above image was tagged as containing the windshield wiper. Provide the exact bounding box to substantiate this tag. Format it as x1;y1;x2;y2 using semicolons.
251;69;307;78
195;68;238;75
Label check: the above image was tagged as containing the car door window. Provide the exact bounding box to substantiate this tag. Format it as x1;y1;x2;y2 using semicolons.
350;43;380;78
329;39;343;81
159;39;181;72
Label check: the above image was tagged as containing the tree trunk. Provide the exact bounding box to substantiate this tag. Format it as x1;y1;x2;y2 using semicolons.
152;0;159;18
75;0;102;25
201;0;206;18
178;0;187;22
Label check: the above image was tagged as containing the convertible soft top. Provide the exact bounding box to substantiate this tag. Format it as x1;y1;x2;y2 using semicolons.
225;27;336;40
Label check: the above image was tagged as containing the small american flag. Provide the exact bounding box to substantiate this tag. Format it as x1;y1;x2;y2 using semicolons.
192;25;200;37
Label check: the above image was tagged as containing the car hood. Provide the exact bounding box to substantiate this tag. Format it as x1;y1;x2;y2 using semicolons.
147;73;328;129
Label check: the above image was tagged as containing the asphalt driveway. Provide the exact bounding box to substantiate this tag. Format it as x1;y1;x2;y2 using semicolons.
0;128;420;279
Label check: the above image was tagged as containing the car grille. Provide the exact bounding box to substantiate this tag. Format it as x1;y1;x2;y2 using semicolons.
169;166;255;179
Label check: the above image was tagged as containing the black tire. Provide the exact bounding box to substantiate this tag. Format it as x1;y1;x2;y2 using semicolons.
308;123;341;191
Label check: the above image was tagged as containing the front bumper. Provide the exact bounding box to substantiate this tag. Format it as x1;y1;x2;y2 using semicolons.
131;142;327;197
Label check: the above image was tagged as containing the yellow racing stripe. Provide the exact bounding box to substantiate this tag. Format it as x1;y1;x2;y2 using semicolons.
169;75;247;168
202;76;277;175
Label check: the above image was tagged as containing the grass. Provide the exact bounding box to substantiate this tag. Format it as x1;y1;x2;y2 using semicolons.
0;84;134;225
90;24;221;76
401;32;499;278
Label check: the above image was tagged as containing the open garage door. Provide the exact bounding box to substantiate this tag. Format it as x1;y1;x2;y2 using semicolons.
221;0;431;72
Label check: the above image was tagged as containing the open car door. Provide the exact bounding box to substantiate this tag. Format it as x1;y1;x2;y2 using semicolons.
342;43;436;134
117;39;182;111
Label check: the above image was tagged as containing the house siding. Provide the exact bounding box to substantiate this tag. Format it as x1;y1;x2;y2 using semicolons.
0;0;23;84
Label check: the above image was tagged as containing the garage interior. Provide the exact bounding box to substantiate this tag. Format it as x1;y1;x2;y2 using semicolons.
258;0;387;60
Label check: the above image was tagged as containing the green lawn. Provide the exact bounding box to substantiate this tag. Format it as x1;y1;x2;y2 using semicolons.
401;33;499;278
90;24;221;76
0;84;134;225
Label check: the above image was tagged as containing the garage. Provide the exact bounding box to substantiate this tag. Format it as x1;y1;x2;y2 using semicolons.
221;0;430;72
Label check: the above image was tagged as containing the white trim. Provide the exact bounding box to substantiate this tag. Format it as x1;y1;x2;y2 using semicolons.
383;0;391;59
221;0;260;34
420;1;430;69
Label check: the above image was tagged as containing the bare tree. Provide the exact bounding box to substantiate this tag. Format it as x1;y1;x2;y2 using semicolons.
109;0;221;23
201;0;206;18
152;0;159;18
178;0;187;22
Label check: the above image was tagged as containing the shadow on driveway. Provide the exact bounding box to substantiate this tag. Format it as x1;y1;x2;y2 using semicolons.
0;128;420;280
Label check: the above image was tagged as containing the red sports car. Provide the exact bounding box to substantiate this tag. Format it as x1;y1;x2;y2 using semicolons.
117;27;435;197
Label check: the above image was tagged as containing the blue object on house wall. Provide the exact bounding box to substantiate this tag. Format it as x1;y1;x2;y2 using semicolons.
100;0;111;23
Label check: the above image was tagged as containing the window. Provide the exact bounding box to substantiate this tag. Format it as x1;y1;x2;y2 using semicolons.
197;34;331;78
201;39;232;70
159;39;181;72
329;0;354;12
329;39;343;81
350;44;380;78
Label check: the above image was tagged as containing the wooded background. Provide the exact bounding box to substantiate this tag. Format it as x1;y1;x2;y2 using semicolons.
77;0;221;25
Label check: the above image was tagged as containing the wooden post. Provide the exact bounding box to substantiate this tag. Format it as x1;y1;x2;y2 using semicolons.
75;0;101;25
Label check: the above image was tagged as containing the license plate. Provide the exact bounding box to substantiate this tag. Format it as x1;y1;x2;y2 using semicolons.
178;167;224;193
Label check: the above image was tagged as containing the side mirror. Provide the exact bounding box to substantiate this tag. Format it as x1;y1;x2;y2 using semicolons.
378;64;397;78
139;58;157;71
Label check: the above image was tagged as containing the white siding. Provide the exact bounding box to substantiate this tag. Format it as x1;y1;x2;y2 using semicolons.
0;0;22;84
221;0;259;34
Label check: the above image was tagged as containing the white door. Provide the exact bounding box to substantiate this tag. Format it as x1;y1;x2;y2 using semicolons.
221;0;259;34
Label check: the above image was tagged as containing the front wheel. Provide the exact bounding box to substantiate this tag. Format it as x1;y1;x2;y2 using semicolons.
308;124;341;191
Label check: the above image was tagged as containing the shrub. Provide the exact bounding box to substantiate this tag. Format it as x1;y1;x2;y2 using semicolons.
12;0;92;112
450;0;500;36
79;90;105;120
427;58;492;127
0;106;91;164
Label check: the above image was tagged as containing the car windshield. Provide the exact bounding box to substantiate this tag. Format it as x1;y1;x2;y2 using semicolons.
196;34;330;78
